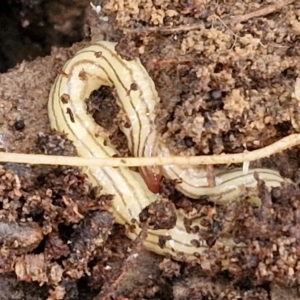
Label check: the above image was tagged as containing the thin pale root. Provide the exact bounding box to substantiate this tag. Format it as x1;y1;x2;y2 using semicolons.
0;134;300;168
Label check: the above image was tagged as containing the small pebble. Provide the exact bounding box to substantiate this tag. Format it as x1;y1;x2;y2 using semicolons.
14;120;25;131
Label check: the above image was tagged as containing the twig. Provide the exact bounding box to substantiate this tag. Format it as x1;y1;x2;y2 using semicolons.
123;0;296;34
123;23;203;34
233;0;296;23
1;134;300;168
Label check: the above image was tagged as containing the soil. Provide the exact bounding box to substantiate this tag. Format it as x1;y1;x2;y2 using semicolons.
1;0;300;299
